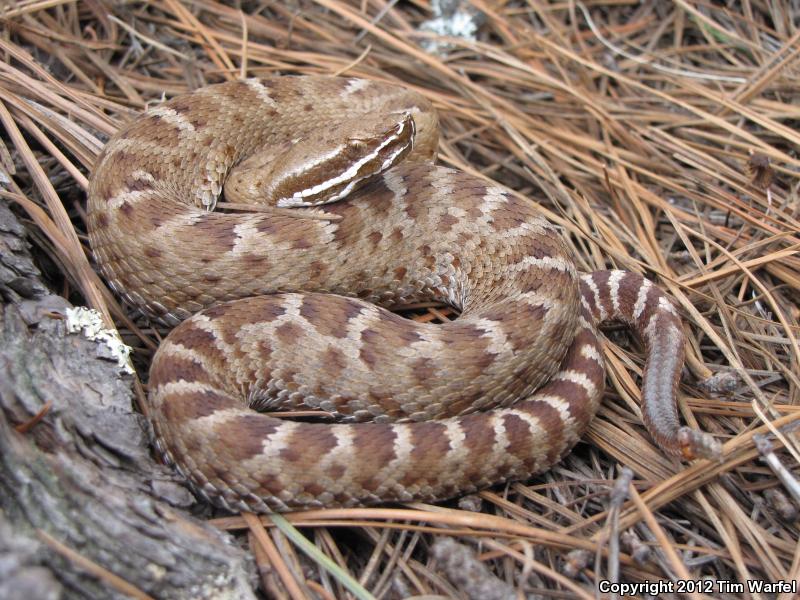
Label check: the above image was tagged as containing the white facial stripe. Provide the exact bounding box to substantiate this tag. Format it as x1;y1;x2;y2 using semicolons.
282;146;345;181
379;138;412;172
277;119;411;207
294;126;406;199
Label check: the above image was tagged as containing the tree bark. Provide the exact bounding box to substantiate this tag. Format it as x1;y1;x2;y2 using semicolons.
0;200;257;600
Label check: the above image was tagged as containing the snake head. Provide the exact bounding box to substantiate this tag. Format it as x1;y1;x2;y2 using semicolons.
224;112;416;209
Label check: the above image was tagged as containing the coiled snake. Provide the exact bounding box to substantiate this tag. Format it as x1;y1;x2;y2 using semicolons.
88;77;717;512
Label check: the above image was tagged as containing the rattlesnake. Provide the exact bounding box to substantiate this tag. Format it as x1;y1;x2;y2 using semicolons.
87;76;717;512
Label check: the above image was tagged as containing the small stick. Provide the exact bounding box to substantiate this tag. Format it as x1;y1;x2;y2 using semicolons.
755;435;800;505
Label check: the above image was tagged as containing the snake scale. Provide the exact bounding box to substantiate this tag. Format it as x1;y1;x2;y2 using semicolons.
88;76;716;513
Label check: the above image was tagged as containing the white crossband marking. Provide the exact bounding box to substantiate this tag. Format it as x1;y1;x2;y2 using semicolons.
608;270;625;315
148;106;195;133
582;274;607;321
161;341;216;373
507;409;547;465
153;382;236;424
106;170;156;209
344;78;370;95
340;305;383;365
473;318;512;357
580;343;602;363
490;413;521;471
658;296;678;316
319;426;355;476
188;407;245;429
154;380;230;399
443;420;467;470
107;189;150;210
632;278;653;320
385;426;413;473
555;369;597;396
255;421;301;461
513;254;575;273
244;79;278;107
530;395;573;459
490;412;510;452
479;187;511;214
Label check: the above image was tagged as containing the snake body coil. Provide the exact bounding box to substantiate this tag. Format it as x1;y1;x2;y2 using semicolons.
88;77;713;512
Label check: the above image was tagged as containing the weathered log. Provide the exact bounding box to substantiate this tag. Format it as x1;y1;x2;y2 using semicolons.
0;201;257;599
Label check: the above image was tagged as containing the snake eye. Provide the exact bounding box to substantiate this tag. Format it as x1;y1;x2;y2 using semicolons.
347;138;369;150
